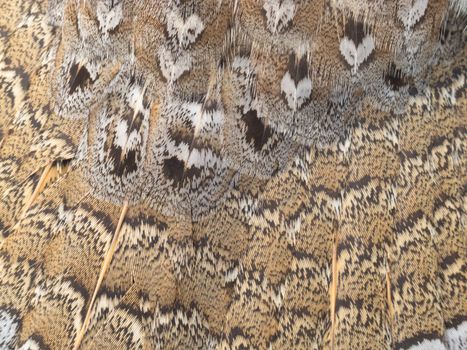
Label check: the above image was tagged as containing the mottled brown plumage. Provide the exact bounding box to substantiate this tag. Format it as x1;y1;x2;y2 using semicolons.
0;0;466;349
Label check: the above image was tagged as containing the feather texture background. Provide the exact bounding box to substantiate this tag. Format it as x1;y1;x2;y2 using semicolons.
0;0;466;349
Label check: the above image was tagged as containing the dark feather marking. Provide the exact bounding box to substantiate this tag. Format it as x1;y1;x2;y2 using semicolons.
287;53;309;86
241;109;272;152
344;18;366;46
163;156;185;188
385;63;407;91
68;63;93;95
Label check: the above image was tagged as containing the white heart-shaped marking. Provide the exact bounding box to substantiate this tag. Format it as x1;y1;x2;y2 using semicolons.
263;0;296;34
158;47;193;82
166;11;205;48
281;72;312;111
397;0;428;30
339;35;375;73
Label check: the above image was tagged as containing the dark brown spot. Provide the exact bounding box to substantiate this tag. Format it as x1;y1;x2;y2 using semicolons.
287;53;309;86
241;109;272;152
396;332;443;350
124;149;139;175
163;156;185;188
107;145;123;175
408;85;418;96
385;63;407;91
127;110;145;134
170;128;195;147
68;63;94;94
101;106;147;178
14;66;30;91
184;164;202;180
202;98;219;113
344;18;366;46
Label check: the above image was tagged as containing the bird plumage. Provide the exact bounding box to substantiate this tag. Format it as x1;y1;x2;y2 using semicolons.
0;0;466;349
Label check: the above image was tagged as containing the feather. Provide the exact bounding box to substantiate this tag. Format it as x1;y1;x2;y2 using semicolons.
0;0;466;349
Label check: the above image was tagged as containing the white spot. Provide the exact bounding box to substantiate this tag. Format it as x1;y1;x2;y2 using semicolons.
166;11;205;48
76;128;88;161
402;338;446;350
18;339;43;350
338;135;352;155
232;56;252;73
286;217;301;244
187;148;203;167
443;321;467;350
186;102;224;136
92;293;121;323
398;0;428;30
116;84;150;154
272;284;285;308
58;203;74;225
115;119;129;148
170;140;190;163
0;309;19;349
186;148;220;168
332;198;341;217
127;84;145;111
225;266;239;283
158;47;193;82
263;0;296;34
97;1;123;35
339;35;375;73
280;72;312;111
449;0;467;16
